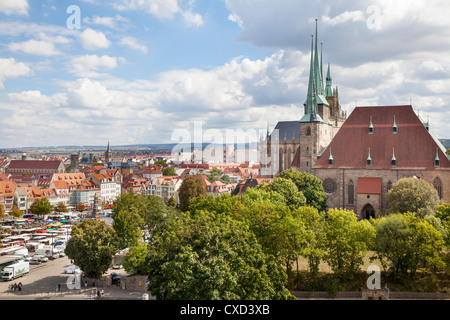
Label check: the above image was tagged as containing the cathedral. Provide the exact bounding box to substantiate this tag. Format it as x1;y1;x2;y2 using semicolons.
259;21;450;219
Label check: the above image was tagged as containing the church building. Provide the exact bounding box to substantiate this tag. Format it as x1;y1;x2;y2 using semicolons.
260;21;450;218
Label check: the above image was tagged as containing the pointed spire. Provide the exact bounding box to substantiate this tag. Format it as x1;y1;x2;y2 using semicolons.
369;116;374;134
107;140;110;152
325;62;333;97
314;19;324;97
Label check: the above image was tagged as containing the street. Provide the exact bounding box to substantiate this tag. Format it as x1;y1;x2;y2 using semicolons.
0;256;76;296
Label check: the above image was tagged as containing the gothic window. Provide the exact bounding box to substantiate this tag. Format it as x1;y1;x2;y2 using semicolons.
434;177;443;199
306;127;311;136
323;178;337;194
348;180;354;205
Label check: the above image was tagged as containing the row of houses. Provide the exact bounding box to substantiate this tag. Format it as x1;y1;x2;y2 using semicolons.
0;157;256;214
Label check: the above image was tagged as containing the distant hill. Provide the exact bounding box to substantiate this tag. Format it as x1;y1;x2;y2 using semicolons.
440;139;450;150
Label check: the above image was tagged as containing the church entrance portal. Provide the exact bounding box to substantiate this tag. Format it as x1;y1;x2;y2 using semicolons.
362;204;375;220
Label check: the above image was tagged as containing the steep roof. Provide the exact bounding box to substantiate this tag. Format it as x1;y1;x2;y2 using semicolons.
314;105;450;169
270;121;300;141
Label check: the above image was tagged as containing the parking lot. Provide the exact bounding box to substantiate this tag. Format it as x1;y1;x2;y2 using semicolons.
0;255;145;300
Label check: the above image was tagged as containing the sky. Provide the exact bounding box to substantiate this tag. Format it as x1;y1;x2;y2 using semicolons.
0;0;449;148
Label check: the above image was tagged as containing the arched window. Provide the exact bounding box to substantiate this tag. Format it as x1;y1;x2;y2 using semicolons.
434;177;443;199
387;181;392;192
306;127;311;136
279;151;284;173
348;180;354;205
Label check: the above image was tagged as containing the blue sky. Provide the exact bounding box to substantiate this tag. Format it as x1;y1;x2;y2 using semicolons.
0;0;449;148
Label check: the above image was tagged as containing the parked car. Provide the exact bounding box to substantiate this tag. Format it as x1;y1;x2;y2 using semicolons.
30;258;41;265
111;272;120;286
64;265;80;274
112;263;122;269
33;255;48;263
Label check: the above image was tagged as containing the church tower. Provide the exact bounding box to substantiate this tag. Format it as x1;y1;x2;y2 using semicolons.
299;20;334;173
105;141;112;164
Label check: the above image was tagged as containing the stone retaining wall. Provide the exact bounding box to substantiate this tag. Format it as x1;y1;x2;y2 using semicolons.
290;290;450;300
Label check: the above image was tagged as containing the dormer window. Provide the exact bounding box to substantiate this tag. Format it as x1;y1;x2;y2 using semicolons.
366;148;372;167
434;148;440;167
369;116;374;134
393;115;398;134
328;149;333;166
391;148;396;167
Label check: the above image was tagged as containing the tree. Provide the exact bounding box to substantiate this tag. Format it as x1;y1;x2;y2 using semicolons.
0;204;5;218
324;209;376;280
276;169;327;211
54;202;68;213
30;198;52;216
178;176;206;212
65;219;120;278
76;203;86;212
386;177;440;217
146;212;295;300
10;205;23;218
154;160;166;165
257;177;307;210
294;206;327;283
162;167;177;176
166;196;176;207
370;213;446;281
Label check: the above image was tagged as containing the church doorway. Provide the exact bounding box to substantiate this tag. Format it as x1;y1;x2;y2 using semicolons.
362;204;375;220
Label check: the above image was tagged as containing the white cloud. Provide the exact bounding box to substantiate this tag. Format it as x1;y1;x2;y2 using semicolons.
114;0;181;20
183;11;204;28
322;10;365;26
8;39;62;56
0;58;32;88
120;36;148;53
83;14;129;29
0;0;29;15
69;55;126;77
79;28;111;50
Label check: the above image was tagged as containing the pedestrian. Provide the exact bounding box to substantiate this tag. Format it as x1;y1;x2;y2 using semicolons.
90;291;93;299
84;280;88;288
101;289;104;297
18;283;22;291
13;283;17;291
97;289;101;298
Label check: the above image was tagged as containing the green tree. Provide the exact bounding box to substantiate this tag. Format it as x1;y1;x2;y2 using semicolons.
123;240;148;274
276;169;327;211
65;219;120;278
257;177;307;210
324;209;376;280
146;212;295;300
178;176;206;212
387;177;441;217
0;204;5;218
29;198;52;216
370;213;446;282
154;160;166;165
162;167;177;176
294;206;327;283
10;205;23;218
54;202;68;213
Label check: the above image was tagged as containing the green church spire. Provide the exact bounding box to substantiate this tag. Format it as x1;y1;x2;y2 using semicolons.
325;62;333;97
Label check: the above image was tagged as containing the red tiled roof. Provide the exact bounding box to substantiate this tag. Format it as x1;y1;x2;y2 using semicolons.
314;105;450;169
356;178;382;194
8;160;63;170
